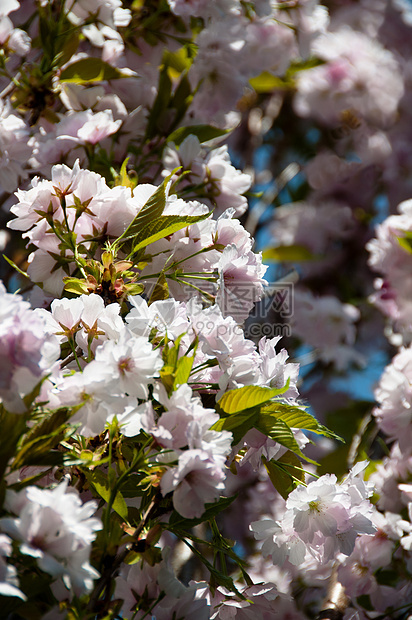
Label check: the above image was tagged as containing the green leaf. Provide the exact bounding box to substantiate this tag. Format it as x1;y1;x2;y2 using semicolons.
114;174;171;250
116;473;146;498
375;569;400;587
212;409;259;433
11;408;76;470
262;245;315;262
130;211;211;253
171;72;192;113
216;383;290;415
249;71;292;93
262;402;343;441
325;400;372;442
264;451;306;499
85;469;128;520
2;255;29;279
94;514;124;555
356;595;374;612
162;334;183;367
319;401;373;476
0;408;28;482
317;443;351;478
108;465;117;489
63;277;90;295
174;534;241;595
286;57;326;77
12;432;67;470
167;124;230;146
163;47;192;74
23;408;72;442
159;365;176;395
255;415;317;464
146;65;172;138
55;29;80;68
126;282;145;297
397;235;412;254
158;335;195;393
59;58;133;83
174;353;195;387
112;157;138;191
212;409;260;445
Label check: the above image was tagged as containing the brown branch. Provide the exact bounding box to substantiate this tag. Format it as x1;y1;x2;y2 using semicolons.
317;566;350;620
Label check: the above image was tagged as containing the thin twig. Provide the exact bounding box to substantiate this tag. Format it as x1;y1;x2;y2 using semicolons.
245;162;301;235
0;72;20;99
86;496;158;615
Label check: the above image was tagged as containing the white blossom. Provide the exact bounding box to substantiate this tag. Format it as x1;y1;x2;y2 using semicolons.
1;481;101;596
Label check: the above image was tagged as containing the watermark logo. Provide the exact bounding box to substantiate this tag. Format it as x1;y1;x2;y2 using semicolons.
244;321;291;340
244;281;293;338
181;280;294;340
249;282;294;319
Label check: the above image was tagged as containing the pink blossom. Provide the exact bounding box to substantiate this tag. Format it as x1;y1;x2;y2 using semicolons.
76;109;122;144
75;295;124;354
0;534;25;600
294;28;404;126
93;327;163;399
0;16;31;55
0;284;60;413
240;17;296;77
0;0;20;17
66;0;131;47
258;336;300;400
203;145;252;217
188;302;261;391
217;244;267;323
239;429;308;473
49;297;84;339
160;449;226;518
373;345;412;448
162;139;251;216
270;200;355;256
189;21;246;125
0;100;34;193
126;296;189;339
290;288;363;370
1;481;101;596
251;465;376;566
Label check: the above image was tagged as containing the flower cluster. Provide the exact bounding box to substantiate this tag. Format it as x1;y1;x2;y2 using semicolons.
367;198;412;340
1;0;412;618
0;283;60;413
251;463;376;567
1;481;101;596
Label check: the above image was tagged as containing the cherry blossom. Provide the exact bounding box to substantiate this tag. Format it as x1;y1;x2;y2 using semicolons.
1;481;101;596
160;449;227;518
251;465;376;566
2;0;412;617
0;284;60;413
